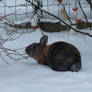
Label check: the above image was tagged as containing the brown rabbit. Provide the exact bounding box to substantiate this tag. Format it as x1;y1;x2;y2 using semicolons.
25;35;81;72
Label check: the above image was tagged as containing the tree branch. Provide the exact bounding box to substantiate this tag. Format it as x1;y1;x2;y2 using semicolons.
26;0;92;37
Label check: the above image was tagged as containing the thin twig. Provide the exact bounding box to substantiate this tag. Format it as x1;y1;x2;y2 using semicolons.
61;3;72;24
77;0;88;22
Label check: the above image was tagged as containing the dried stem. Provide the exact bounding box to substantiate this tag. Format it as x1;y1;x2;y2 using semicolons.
61;3;72;24
0;29;29;64
77;0;88;22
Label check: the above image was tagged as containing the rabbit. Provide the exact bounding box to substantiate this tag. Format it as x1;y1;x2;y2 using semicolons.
25;35;81;72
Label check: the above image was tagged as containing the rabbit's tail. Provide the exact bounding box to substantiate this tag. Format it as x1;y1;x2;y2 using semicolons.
70;62;81;72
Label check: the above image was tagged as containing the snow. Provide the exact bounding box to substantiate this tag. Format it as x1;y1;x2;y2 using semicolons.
31;15;38;26
0;62;92;92
0;29;92;92
0;0;92;92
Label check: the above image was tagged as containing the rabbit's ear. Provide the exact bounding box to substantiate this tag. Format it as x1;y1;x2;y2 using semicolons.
40;35;48;48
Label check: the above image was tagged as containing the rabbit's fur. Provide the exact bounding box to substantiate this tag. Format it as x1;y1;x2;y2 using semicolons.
25;35;81;72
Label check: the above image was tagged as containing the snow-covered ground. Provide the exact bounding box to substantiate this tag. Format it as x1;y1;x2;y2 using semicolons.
0;0;92;92
0;29;92;92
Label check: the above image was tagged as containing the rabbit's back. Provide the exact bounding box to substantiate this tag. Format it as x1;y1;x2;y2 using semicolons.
48;42;81;71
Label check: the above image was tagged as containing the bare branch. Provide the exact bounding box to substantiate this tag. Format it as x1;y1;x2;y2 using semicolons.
26;0;92;37
77;0;88;22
